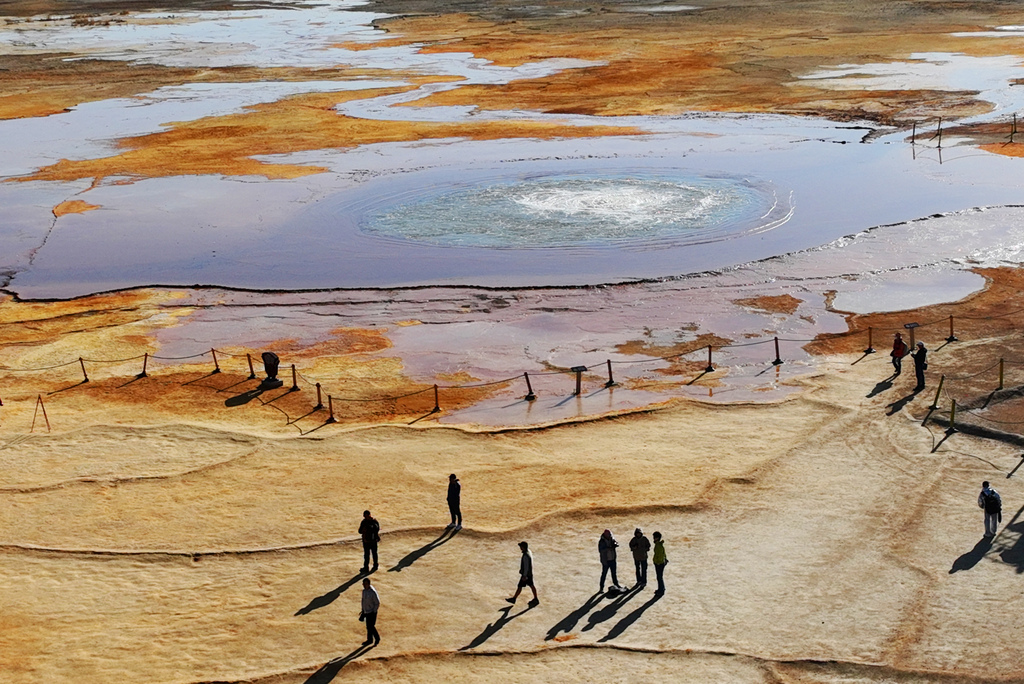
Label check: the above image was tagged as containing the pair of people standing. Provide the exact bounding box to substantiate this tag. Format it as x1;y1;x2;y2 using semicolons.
891;332;928;390
599;528;668;595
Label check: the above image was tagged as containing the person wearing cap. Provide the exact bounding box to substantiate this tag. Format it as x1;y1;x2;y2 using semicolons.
629;528;651;587
912;341;928;392
506;541;539;606
891;332;909;376
979;481;1002;538
446;473;462;530
652;531;668;596
598;529;622;593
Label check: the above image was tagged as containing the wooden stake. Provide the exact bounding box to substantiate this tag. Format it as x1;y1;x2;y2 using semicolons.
325;395;336;424
523;372;536;402
138;352;149;378
705;345;714;373
929;374;944;411
946;315;958;342
315;382;324;410
604;359;616;388
211;349;221;374
998;358;1004;391
772;337;783;366
290;364;299;392
246;353;256;380
432;384;440;413
864;327;875;354
79;357;89;383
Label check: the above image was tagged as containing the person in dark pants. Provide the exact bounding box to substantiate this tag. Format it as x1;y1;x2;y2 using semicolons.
629;528;651;587
979;481;1002;538
598;529;621;593
358;510;380;573
359;578;381;646
506;541;539;606
652;531;668;596
891;332;908;376
446;473;462;530
912;342;928;392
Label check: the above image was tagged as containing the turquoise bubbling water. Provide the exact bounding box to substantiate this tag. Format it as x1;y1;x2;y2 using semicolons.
363;174;783;249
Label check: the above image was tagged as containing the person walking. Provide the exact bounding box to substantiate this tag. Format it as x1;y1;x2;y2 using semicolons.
979;481;1002;538
912;342;928;392
506;541;539;606
652;531;668;596
629;527;651;587
359;577;381;646
446;473;462;530
891;332;908;376
358;510;380;573
598;529;622;593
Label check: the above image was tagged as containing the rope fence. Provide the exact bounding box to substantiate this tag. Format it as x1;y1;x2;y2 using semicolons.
1;310;1022;435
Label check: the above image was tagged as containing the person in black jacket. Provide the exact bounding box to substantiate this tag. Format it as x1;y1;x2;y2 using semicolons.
912;342;928;392
358;510;380;573
979;481;1002;538
446;473;462;530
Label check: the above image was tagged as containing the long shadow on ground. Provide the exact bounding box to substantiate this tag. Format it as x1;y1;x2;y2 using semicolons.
950;537;993;573
581;585;643;632
598;592;663;642
389;528;457;573
545;591;604;640
295;571;366;616
461;603;536;650
304;644;374;684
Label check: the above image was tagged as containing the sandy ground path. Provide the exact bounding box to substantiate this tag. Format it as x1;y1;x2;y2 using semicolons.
3;348;1024;683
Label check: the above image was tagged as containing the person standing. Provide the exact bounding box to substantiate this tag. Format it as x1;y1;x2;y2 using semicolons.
359;510;380;573
629;528;651;587
506;541;539;606
652;531;668;596
979;481;1002;538
446;473;462;530
598;529;621;593
891;332;908;376
359;577;381;646
912;342;928;392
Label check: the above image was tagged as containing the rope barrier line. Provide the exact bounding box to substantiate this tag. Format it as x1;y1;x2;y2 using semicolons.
79;354;148;364
941;360;1003;382
0;360;81;372
150;352;211;360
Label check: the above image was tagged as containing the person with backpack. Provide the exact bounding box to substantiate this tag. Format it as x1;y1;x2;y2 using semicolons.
359;510;381;573
891;332;909;376
598;529;622;593
979;481;1002;538
629;527;651;587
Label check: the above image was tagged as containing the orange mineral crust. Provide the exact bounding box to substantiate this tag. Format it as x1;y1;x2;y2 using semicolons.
18;86;644;183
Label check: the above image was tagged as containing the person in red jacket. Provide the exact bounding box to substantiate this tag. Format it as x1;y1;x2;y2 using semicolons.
890;332;909;376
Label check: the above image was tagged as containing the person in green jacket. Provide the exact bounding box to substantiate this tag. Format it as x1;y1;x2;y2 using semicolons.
652;531;668;596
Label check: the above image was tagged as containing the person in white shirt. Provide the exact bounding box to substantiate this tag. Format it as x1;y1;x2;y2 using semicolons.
359;578;381;646
505;541;539;606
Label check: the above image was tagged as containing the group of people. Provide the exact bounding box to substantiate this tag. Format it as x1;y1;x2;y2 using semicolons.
890;332;928;391
352;474;672;645
598;528;668;596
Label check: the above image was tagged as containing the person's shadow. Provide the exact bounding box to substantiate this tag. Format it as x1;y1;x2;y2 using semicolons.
460;603;536;650
545;591;604;640
388;528;458;573
581;585;643;632
886;390;919;415
303;643;374;684
867;378;894;398
949;537;993;574
598;592;663;642
295;572;366;616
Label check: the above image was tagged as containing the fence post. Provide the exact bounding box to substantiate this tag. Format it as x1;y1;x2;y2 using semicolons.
571;366;587;396
211;349;221;374
315;382;324;409
998;358;1004;391
772;337;783;366
946;315;958;342
325;395;336;424
290;364;299;392
605;359;616;388
79;357;89;383
705;345;714;373
864;327;875;354
31;394;51;433
138;353;149;378
432;384;440;413
246;353;256;380
929;374;945;411
523;372;537;401
948;398;957;433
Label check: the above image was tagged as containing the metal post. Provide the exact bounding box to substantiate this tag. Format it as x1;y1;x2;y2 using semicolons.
705;345;714;373
929;374;944;411
432;384;440;413
325;395;336;423
772;337;783;366
948;398;957;433
246;353;256;379
911;122;916;144
571;366;587;396
946;315;958;342
864;327;875;354
211;349;221;374
999;358;1004;391
523;372;536;401
139;352;149;378
604;359;616;388
315;383;324;409
290;364;299;392
77;357;89;383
